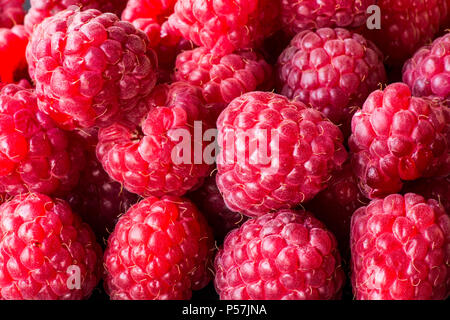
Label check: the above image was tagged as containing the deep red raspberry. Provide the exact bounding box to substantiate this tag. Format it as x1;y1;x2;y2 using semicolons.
175;47;273;122
351;193;449;300
216;91;347;217
280;0;375;36
104;195;214;300
0;84;86;196
188;171;247;241
214;209;345;300
0;193;103;300
26;8;158;130
276;28;386;136
349;83;450;199
97;82;213;198
0;0;24;28
0;25;28;84
403;176;450;214
168;0;280;56
402;32;450;102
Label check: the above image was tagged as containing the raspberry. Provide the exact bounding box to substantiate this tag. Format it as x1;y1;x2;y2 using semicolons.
97;82;212;198
168;0;280;56
0;193;103;300
216;91;347;217
350;193;450;300
362;0;448;66
402;32;450;102
0;84;86;196
26;8;158;130
188;171;247;241
276;28;387;136
175;47;273;122
0;25;28;84
25;0;127;34
403;176;450;214
0;0;24;28
104;195;214;300
349;83;450;199
280;0;375;36
214;209;345;300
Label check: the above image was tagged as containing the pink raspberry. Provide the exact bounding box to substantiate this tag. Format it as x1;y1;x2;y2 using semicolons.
280;0;375;36
26;8;158;130
0;0;24;28
349;83;450;199
351;193;449;300
214;209;345;300
0;25;28;84
188;171;247;241
168;0;280;56
97;82;213;198
276;28;387;136
104;195;214;300
216;91;347;217
0;84;86;196
0;193;103;300
175;47;273;122
402;32;450;102
403;176;450;214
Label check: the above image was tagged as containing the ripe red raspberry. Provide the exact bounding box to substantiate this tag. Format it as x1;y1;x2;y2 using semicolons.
276;28;386;136
214;209;345;300
280;0;375;36
26;8;158;130
216;91;347;217
175;47;273;122
0;84;86;196
188;171;247;241
0;0;24;28
349;83;450;199
402;32;449;102
0;25;28;84
351;193;449;300
362;0;448;66
97;82;213;198
0;193;103;300
168;0;280;56
104;195;214;300
403;176;450;214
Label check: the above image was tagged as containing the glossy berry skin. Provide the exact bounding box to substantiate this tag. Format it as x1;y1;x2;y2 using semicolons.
277;28;386;136
188;171;247;241
403;176;450;214
0;84;86;196
0;193;103;300
97;82;212;198
175;47;273;122
349;82;450;199
104;196;215;300
402;32;450;102
168;0;280;56
351;193;449;300
0;26;28;84
216;91;347;217
26;8;158;130
280;0;375;36
0;0;24;28
214;209;345;300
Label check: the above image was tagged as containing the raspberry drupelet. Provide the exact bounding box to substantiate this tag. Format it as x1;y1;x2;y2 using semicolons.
0;0;24;29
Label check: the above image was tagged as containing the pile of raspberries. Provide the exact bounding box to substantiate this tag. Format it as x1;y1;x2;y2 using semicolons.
0;0;448;301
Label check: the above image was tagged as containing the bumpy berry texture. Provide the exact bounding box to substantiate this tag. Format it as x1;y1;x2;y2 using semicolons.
402;32;450;102
0;84;86;196
0;0;24;28
188;171;247;241
0;193;103;300
175;47;273;122
168;0;280;55
362;0;448;66
214;210;345;300
280;0;375;36
216;91;347;217
0;25;28;84
104;196;215;300
97;82;212;198
351;193;450;300
25;0;127;34
277;28;386;136
349;83;450;199
403;176;450;214
26;8;158;130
